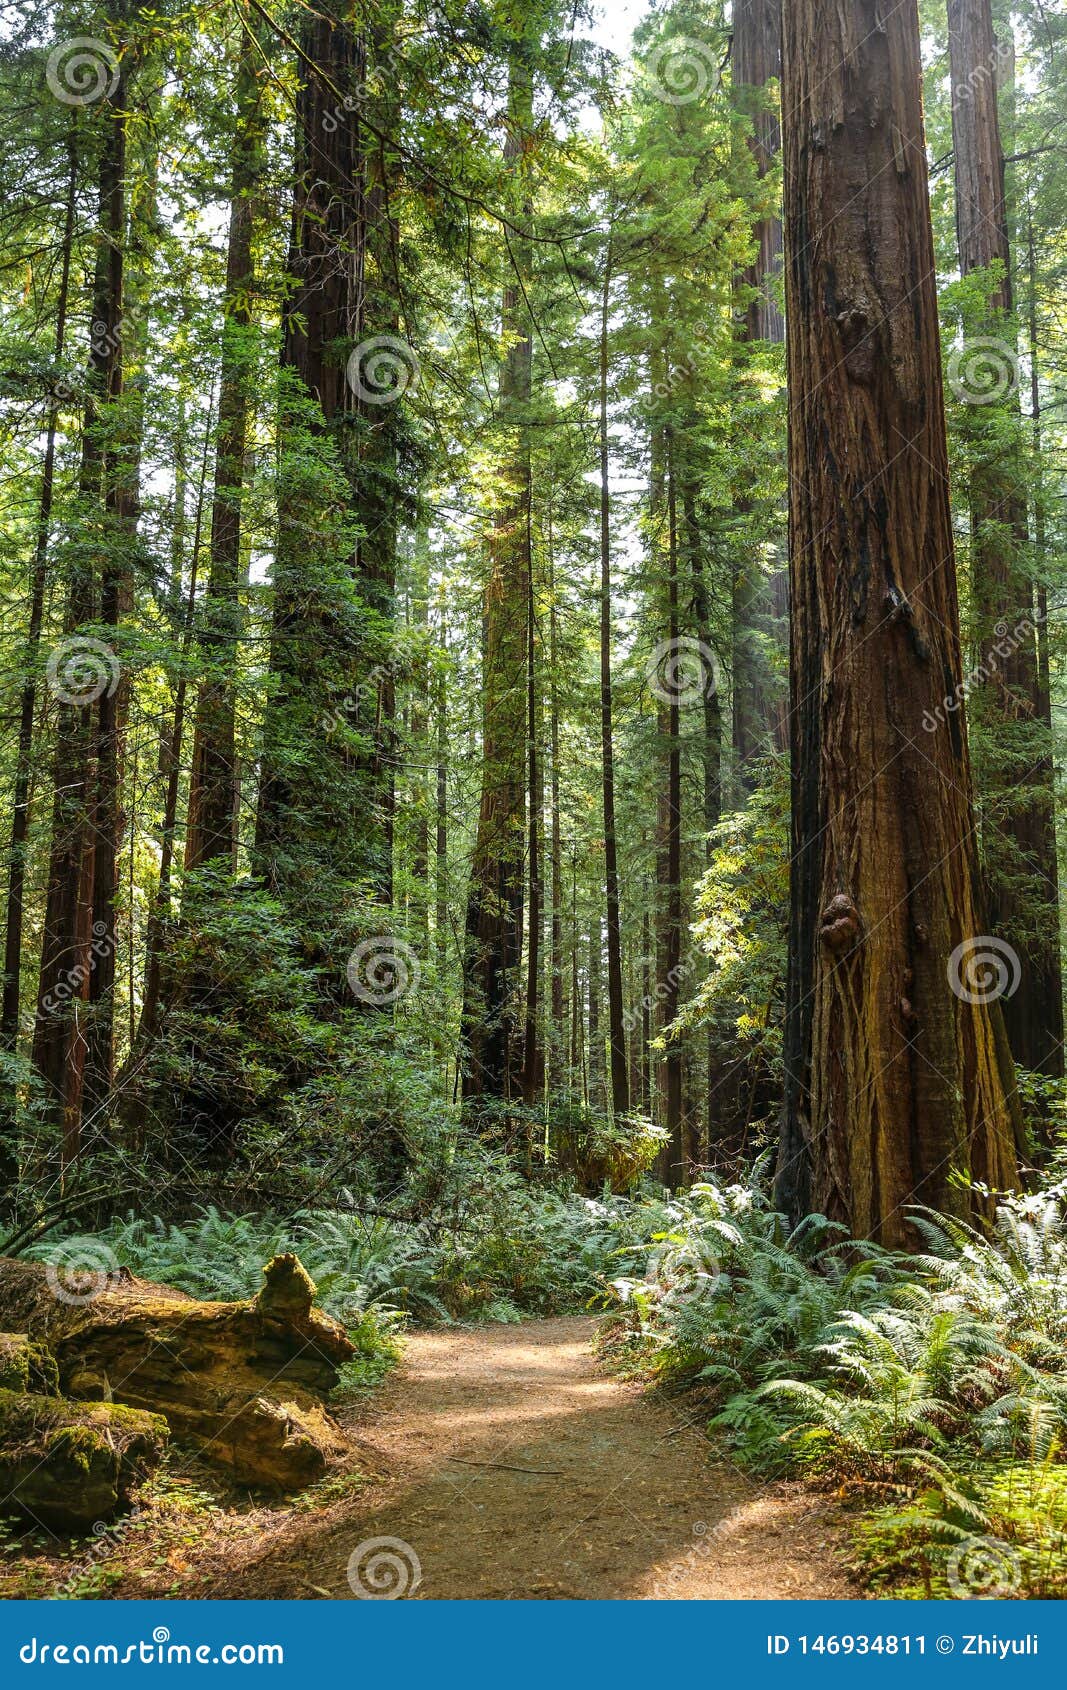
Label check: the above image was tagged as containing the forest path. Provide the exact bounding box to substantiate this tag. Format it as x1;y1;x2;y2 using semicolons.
203;1316;855;1600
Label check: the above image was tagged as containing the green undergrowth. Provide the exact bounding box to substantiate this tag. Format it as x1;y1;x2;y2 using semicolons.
24;1160;674;1375
605;1173;1067;1598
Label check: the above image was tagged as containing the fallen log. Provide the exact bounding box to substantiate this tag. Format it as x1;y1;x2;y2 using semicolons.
0;1389;167;1531
0;1254;355;1490
0;1332;59;1395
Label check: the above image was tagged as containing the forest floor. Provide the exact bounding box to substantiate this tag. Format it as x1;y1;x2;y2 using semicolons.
2;1315;858;1600
187;1315;857;1600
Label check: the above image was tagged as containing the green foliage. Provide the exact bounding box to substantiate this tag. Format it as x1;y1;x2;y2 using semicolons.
611;1178;1067;1594
26;1171;674;1333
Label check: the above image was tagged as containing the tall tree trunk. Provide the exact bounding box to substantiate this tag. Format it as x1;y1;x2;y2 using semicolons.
641;902;653;1113
683;471;723;1156
569;851;582;1107
775;0;1021;1243
656;428;684;1185
732;0;787;779
733;0;784;345
1;137;77;1058
522;519;542;1107
185;13;265;874
587;923;601;1113
435;627;449;979
947;0;1063;1079
135;422;212;1056
409;529;431;942
33;64;131;1167
547;512;566;1091
598;245;629;1120
254;4;396;958
460;45;533;1106
83;78;145;1121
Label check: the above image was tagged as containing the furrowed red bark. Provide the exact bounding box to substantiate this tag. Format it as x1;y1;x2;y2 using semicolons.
775;0;1021;1243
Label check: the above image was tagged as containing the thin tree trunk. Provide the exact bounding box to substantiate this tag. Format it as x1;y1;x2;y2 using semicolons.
732;0;787;777
657;427;684;1185
598;242;629;1120
1;137;77;1056
522;510;541;1106
136;421;212;1053
83;73;143;1120
547;511;565;1091
587;923;601;1114
683;473;723;1158
435;628;449;979
947;0;1063;1078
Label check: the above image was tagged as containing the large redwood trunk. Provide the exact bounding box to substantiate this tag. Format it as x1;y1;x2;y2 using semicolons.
947;0;1063;1079
775;0;1021;1244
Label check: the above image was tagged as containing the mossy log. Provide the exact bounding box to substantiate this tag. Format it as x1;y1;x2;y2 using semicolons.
0;1254;354;1490
0;1389;167;1531
0;1332;59;1395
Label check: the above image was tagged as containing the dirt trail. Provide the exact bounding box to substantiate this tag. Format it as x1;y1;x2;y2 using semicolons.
203;1316;856;1600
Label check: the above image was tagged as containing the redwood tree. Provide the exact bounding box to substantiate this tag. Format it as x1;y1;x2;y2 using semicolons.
947;0;1063;1079
775;0;1021;1243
